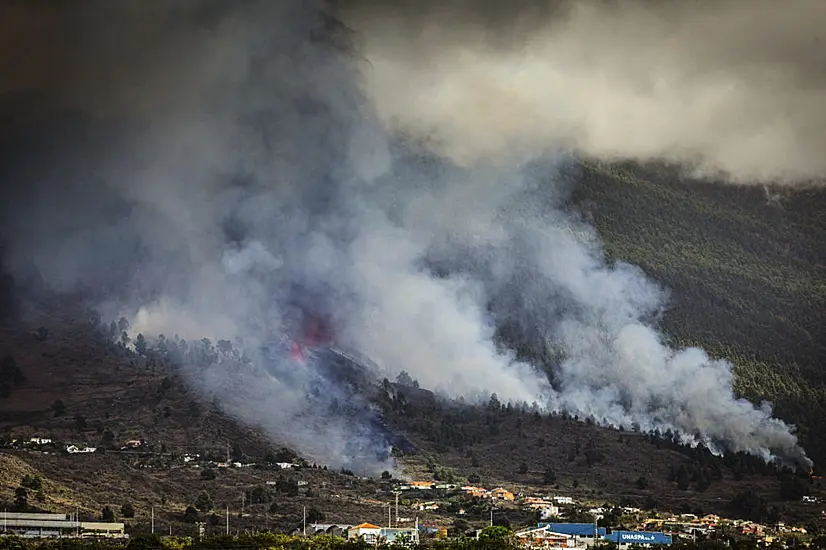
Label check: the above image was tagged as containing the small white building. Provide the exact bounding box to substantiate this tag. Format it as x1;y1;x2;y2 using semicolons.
538;505;561;520
66;445;96;454
348;523;382;544
348;522;420;546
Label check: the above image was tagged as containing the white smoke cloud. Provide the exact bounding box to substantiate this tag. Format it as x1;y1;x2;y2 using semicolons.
357;155;808;465
341;0;826;184
0;0;811;470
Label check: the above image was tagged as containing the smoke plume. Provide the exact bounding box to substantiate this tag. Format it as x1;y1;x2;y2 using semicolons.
0;0;813;471
341;0;826;184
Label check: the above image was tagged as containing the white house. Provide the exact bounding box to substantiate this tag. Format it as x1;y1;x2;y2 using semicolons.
348;523;382;544
66;445;96;454
348;523;419;546
538;505;561;520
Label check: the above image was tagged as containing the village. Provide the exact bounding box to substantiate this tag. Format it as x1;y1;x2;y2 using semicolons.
379;478;813;548
1;436;821;547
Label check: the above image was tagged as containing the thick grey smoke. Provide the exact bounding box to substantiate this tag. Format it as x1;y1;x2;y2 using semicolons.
341;0;826;184
0;0;811;470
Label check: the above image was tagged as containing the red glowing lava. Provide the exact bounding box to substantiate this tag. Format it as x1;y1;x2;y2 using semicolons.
289;314;335;363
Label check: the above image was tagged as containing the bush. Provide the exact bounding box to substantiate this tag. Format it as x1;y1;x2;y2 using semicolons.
51;399;66;417
183;505;199;523
101;506;115;522
126;534;164;549
21;475;42;491
121;502;135;518
306;507;325;523
195;490;213;512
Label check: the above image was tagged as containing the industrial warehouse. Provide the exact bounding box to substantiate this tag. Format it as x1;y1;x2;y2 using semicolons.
514;523;671;548
0;512;126;539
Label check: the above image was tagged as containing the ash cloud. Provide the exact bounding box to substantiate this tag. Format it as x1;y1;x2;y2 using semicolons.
0;0;811;471
341;0;826;184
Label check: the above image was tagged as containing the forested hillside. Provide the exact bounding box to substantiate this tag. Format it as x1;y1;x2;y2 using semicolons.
571;161;826;467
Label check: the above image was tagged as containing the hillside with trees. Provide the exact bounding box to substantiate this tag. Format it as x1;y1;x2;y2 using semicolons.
569;161;826;468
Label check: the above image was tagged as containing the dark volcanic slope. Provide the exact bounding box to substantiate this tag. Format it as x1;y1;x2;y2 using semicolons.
0;304;273;455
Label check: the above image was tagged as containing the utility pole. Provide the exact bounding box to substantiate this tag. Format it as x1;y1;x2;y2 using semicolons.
302;506;306;537
76;505;79;537
388;505;391;528
151;506;155;534
226;506;229;535
394;491;400;526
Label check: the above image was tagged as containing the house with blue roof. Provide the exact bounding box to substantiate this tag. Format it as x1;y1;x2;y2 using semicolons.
604;530;672;547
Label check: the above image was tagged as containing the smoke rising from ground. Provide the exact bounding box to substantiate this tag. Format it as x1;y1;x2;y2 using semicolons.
342;0;826;184
0;0;811;470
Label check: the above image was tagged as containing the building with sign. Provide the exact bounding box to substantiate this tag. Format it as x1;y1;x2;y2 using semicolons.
603;530;672;547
